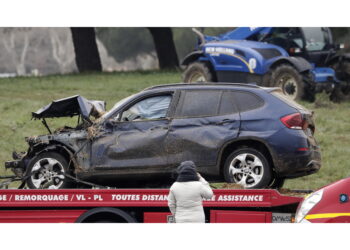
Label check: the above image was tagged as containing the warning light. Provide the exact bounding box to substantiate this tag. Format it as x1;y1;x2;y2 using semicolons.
340;194;348;203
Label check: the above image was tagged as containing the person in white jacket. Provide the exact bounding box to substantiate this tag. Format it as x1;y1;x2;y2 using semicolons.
168;161;213;223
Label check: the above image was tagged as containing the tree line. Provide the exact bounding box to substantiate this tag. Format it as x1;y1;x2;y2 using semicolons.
71;27;181;72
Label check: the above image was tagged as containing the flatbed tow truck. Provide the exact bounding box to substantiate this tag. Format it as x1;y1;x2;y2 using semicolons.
0;188;305;223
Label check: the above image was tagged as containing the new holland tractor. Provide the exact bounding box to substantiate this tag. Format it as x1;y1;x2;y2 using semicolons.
182;27;350;101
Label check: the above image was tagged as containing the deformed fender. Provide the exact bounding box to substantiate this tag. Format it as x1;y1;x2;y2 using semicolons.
26;143;80;173
270;56;312;73
181;50;204;66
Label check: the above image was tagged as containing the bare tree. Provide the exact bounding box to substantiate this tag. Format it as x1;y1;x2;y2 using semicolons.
49;29;75;73
2;28;31;75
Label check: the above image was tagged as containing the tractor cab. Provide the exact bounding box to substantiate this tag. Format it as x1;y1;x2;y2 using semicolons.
258;27;336;67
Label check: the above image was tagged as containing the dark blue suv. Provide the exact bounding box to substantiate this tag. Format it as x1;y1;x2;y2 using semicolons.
6;83;321;189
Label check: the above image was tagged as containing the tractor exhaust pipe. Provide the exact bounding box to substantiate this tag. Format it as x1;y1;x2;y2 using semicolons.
192;28;205;47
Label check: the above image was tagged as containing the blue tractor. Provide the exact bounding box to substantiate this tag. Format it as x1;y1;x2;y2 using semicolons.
182;27;350;101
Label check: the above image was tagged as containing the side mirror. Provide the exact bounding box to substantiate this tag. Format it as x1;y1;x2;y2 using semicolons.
105;120;114;129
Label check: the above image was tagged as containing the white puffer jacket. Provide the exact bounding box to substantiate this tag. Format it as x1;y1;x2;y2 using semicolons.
168;176;213;223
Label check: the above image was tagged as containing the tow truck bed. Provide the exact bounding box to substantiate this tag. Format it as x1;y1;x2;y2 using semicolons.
0;189;303;223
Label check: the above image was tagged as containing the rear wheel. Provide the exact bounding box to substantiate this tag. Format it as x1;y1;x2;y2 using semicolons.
182;62;214;83
26;152;73;189
223;148;272;189
269;64;305;101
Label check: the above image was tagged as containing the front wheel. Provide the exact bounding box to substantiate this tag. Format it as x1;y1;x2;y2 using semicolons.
269;64;305;101
223;148;272;189
182;62;214;83
26;152;73;189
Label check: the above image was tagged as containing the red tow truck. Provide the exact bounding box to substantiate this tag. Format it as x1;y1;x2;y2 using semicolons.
0;188;303;223
1;176;349;223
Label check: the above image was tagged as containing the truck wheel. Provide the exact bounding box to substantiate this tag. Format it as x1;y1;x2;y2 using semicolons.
182;62;214;83
269;64;304;101
26;152;72;189
223;148;272;189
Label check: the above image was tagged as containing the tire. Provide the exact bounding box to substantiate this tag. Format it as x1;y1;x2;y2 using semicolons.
26;152;73;189
223;148;272;189
329;60;350;102
269;64;305;101
269;178;285;189
182;62;214;83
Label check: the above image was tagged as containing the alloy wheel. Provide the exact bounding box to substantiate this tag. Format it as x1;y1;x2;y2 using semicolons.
31;158;66;189
229;153;264;188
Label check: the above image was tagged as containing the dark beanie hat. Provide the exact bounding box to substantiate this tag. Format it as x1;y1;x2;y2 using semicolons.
176;161;199;182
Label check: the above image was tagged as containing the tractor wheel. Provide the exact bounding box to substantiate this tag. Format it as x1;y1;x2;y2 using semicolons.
329;60;350;102
182;62;214;83
269;64;305;101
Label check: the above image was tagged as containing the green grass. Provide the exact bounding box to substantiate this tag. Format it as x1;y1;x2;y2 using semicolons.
0;71;349;190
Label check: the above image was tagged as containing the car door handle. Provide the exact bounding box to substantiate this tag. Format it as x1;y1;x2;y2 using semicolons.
150;126;169;131
215;119;236;125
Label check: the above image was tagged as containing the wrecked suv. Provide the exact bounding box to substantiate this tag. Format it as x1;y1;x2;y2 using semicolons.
5;83;321;189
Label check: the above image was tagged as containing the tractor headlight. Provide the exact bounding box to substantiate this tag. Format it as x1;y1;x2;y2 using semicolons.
295;189;324;223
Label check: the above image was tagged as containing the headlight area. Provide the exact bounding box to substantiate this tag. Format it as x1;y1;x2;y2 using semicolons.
295;189;324;223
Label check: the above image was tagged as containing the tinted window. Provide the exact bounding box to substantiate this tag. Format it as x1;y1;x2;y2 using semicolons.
176;90;221;117
219;91;239;115
233;91;264;112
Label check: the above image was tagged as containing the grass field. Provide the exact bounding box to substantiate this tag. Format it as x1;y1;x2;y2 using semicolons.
0;71;349;190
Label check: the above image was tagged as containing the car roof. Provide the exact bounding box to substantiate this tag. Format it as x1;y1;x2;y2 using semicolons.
143;82;274;92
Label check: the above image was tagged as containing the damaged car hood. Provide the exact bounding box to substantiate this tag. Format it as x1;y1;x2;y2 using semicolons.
32;95;106;120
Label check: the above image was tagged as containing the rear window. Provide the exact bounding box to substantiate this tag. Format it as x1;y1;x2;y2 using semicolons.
233;91;264;112
271;90;306;110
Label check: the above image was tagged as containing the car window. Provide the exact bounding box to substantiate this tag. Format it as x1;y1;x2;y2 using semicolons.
175;90;222;118
121;95;172;121
233;91;264;112
218;91;239;115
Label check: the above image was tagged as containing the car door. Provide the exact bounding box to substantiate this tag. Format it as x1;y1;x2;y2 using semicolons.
90;93;175;172
166;89;241;168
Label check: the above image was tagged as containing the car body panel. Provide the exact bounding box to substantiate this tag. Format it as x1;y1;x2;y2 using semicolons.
5;83;322;186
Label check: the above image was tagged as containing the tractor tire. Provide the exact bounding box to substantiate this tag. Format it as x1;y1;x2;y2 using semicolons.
330;60;350;102
269;64;305;101
223;147;272;189
182;62;214;83
26;152;73;189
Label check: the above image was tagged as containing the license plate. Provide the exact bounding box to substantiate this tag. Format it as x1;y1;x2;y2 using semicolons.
272;213;292;223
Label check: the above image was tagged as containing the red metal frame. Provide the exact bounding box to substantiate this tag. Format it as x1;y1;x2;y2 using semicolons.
0;189;302;208
0;189;302;223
